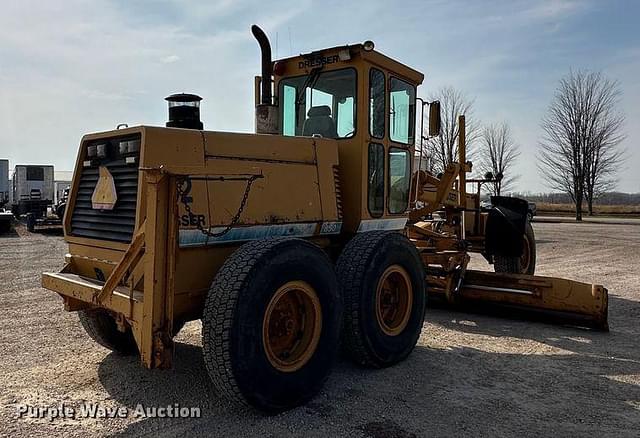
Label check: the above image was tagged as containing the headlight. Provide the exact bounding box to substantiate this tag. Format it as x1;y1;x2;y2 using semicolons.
118;140;141;155
128;139;140;153
97;143;107;158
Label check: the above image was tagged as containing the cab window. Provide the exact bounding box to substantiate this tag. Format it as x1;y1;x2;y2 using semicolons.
279;68;357;139
389;77;416;144
369;68;385;138
388;148;410;214
282;85;297;136
27;167;44;181
368;143;384;216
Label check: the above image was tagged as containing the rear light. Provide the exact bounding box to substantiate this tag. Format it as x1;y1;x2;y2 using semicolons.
118;139;141;155
97;144;107;158
128;139;140;153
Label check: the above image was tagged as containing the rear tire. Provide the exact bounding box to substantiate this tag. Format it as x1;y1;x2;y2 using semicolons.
202;238;341;413
494;221;536;275
337;231;426;368
78;309;137;354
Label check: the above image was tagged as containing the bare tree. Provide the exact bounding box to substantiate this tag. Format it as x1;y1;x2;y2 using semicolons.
583;76;625;215
538;70;625;221
420;87;481;174
478;122;520;196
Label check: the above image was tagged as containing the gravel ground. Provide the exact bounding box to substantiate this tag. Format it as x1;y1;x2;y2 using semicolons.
1;221;639;437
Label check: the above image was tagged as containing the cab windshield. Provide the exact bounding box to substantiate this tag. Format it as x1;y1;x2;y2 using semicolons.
279;68;356;139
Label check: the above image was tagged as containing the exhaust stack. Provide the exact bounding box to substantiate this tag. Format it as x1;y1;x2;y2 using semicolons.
251;25;278;134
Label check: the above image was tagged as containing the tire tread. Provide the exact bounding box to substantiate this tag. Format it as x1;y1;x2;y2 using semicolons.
202;237;303;407
336;231;390;367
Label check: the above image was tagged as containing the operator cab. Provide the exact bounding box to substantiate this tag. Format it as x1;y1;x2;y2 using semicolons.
252;25;436;233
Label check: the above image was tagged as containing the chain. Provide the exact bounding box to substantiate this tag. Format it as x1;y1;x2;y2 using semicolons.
176;174;263;238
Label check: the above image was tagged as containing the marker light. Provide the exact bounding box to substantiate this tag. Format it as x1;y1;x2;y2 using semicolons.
338;49;351;61
363;40;375;51
273;61;286;76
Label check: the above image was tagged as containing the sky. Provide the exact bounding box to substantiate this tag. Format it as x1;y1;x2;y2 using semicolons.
1;0;638;193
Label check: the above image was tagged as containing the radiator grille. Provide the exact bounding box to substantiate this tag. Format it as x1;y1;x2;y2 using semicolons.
70;139;140;243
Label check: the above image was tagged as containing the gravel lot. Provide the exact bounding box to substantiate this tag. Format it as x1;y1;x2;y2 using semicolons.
1;221;639;437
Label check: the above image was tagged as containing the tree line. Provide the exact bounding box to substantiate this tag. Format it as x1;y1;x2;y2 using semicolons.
512;191;640;206
420;70;626;221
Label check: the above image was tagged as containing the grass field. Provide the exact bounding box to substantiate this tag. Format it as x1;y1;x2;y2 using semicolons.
536;202;640;217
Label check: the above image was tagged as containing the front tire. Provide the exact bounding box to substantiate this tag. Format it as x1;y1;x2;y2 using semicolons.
337;231;426;368
202;238;341;413
494;221;536;275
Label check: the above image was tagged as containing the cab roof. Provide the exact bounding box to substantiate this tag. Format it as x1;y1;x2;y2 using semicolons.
275;43;424;85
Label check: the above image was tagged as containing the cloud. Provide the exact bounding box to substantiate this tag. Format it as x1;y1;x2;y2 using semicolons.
0;0;637;193
81;90;132;101
523;0;586;20
161;55;181;64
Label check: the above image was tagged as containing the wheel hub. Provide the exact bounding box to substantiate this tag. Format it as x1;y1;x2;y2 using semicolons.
375;265;413;336
263;281;322;372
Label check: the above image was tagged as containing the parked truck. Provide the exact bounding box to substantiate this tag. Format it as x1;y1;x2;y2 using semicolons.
42;25;608;413
0;160;12;232
11;165;56;231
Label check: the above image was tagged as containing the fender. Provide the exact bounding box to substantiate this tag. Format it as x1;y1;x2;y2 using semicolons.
485;196;528;257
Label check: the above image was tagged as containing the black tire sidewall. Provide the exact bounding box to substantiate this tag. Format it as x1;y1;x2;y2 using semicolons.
523;221;536;275
78;309;137;354
359;234;426;365
229;241;341;411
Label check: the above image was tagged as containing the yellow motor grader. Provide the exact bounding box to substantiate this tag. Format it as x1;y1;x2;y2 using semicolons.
42;25;607;412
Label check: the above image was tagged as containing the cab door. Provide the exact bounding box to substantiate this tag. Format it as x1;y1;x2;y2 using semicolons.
365;67;417;226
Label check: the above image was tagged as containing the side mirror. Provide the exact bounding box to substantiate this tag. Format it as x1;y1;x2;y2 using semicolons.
428;101;441;137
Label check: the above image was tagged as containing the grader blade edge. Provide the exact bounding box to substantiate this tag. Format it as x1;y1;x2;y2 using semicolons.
453;270;609;331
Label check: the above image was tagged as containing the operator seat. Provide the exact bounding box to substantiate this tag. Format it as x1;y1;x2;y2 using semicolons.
302;105;337;138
